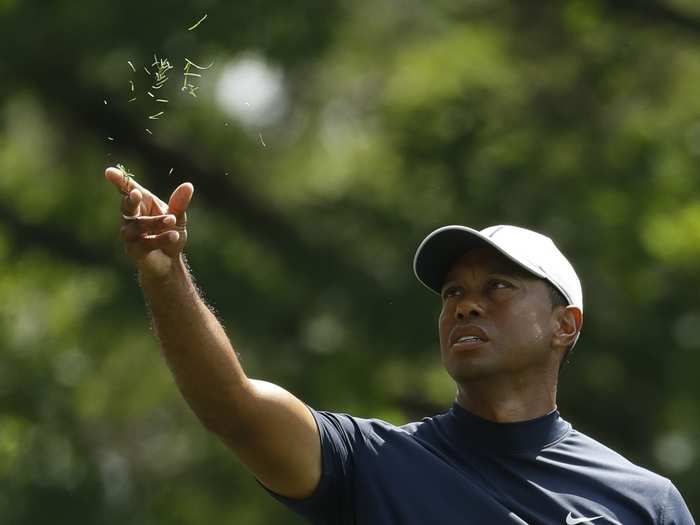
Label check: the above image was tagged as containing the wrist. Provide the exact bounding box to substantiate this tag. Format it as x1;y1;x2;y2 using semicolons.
138;252;187;286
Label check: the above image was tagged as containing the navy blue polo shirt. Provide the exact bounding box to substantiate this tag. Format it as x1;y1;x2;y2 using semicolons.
260;402;694;524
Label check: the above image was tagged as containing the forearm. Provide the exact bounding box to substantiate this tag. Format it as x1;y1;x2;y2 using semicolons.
106;173;323;493
138;253;252;438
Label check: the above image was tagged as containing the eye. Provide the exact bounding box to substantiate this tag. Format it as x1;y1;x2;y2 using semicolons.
442;286;463;300
489;279;512;290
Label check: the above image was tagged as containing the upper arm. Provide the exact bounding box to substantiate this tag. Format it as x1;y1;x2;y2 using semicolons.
660;480;695;525
223;378;322;499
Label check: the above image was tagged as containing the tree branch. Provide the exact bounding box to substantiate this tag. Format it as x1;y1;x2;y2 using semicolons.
0;199;123;269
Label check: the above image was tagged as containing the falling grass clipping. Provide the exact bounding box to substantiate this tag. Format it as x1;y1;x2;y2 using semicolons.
188;14;207;31
182;58;214;97
110;16;215;142
116;163;135;195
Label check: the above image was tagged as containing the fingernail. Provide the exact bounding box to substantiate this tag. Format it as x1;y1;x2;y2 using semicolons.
168;231;179;242
163;215;176;225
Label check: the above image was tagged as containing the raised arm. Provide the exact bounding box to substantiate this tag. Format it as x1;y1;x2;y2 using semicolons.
104;167;321;499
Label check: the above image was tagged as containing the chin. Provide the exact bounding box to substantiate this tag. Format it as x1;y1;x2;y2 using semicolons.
442;353;503;382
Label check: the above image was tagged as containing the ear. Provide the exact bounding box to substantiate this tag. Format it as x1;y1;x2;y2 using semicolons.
551;306;583;349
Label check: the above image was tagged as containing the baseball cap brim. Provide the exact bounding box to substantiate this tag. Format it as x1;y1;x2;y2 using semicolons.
413;225;549;296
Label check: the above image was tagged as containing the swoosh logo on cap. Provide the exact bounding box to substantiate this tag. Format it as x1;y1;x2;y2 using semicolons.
565;512;605;524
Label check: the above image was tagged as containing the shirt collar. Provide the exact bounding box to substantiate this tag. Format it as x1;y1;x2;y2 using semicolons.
446;401;571;454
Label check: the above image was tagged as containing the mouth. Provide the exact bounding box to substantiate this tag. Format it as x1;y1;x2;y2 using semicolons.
449;325;490;350
451;335;487;350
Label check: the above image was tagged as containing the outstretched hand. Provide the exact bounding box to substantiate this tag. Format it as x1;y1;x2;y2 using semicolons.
104;166;194;279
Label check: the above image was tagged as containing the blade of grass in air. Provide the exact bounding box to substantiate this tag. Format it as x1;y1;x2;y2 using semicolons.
181;58;213;96
184;58;214;70
188;14;207;31
151;55;173;90
116;163;135;194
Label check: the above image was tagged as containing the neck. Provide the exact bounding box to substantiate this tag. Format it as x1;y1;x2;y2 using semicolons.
455;370;558;422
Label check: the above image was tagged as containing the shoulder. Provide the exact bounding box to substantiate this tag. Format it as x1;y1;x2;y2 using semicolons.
549;424;687;522
554;426;671;488
541;421;698;523
310;407;443;447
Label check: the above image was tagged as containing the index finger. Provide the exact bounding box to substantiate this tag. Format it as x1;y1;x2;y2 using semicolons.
104;166;147;196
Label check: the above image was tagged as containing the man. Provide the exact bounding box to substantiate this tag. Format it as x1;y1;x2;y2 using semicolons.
105;167;694;524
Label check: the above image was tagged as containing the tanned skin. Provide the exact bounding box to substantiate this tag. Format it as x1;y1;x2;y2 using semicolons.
439;247;582;423
104;167;321;499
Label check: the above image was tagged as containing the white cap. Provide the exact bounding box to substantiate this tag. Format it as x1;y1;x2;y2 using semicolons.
413;224;583;312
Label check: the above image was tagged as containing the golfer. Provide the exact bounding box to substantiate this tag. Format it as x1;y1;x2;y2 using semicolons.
106;167;694;524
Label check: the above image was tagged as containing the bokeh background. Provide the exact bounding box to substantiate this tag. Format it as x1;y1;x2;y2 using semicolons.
1;0;699;522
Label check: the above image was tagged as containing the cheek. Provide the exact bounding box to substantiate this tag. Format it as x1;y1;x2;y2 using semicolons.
508;307;549;345
438;307;451;344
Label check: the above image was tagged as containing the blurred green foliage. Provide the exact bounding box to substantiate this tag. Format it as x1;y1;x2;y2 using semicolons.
1;0;699;522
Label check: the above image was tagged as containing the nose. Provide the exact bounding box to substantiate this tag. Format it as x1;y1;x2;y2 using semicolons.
455;296;484;320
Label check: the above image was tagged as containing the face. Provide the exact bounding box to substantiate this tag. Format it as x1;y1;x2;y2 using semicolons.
438;246;560;383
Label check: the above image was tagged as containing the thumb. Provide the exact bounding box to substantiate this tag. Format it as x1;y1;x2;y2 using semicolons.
167;183;194;219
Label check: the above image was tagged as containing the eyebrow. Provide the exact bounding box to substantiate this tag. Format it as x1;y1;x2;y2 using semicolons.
441;266;530;292
440;280;459;294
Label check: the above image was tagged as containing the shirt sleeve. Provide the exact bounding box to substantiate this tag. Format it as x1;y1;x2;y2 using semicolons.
661;480;696;525
256;404;367;525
